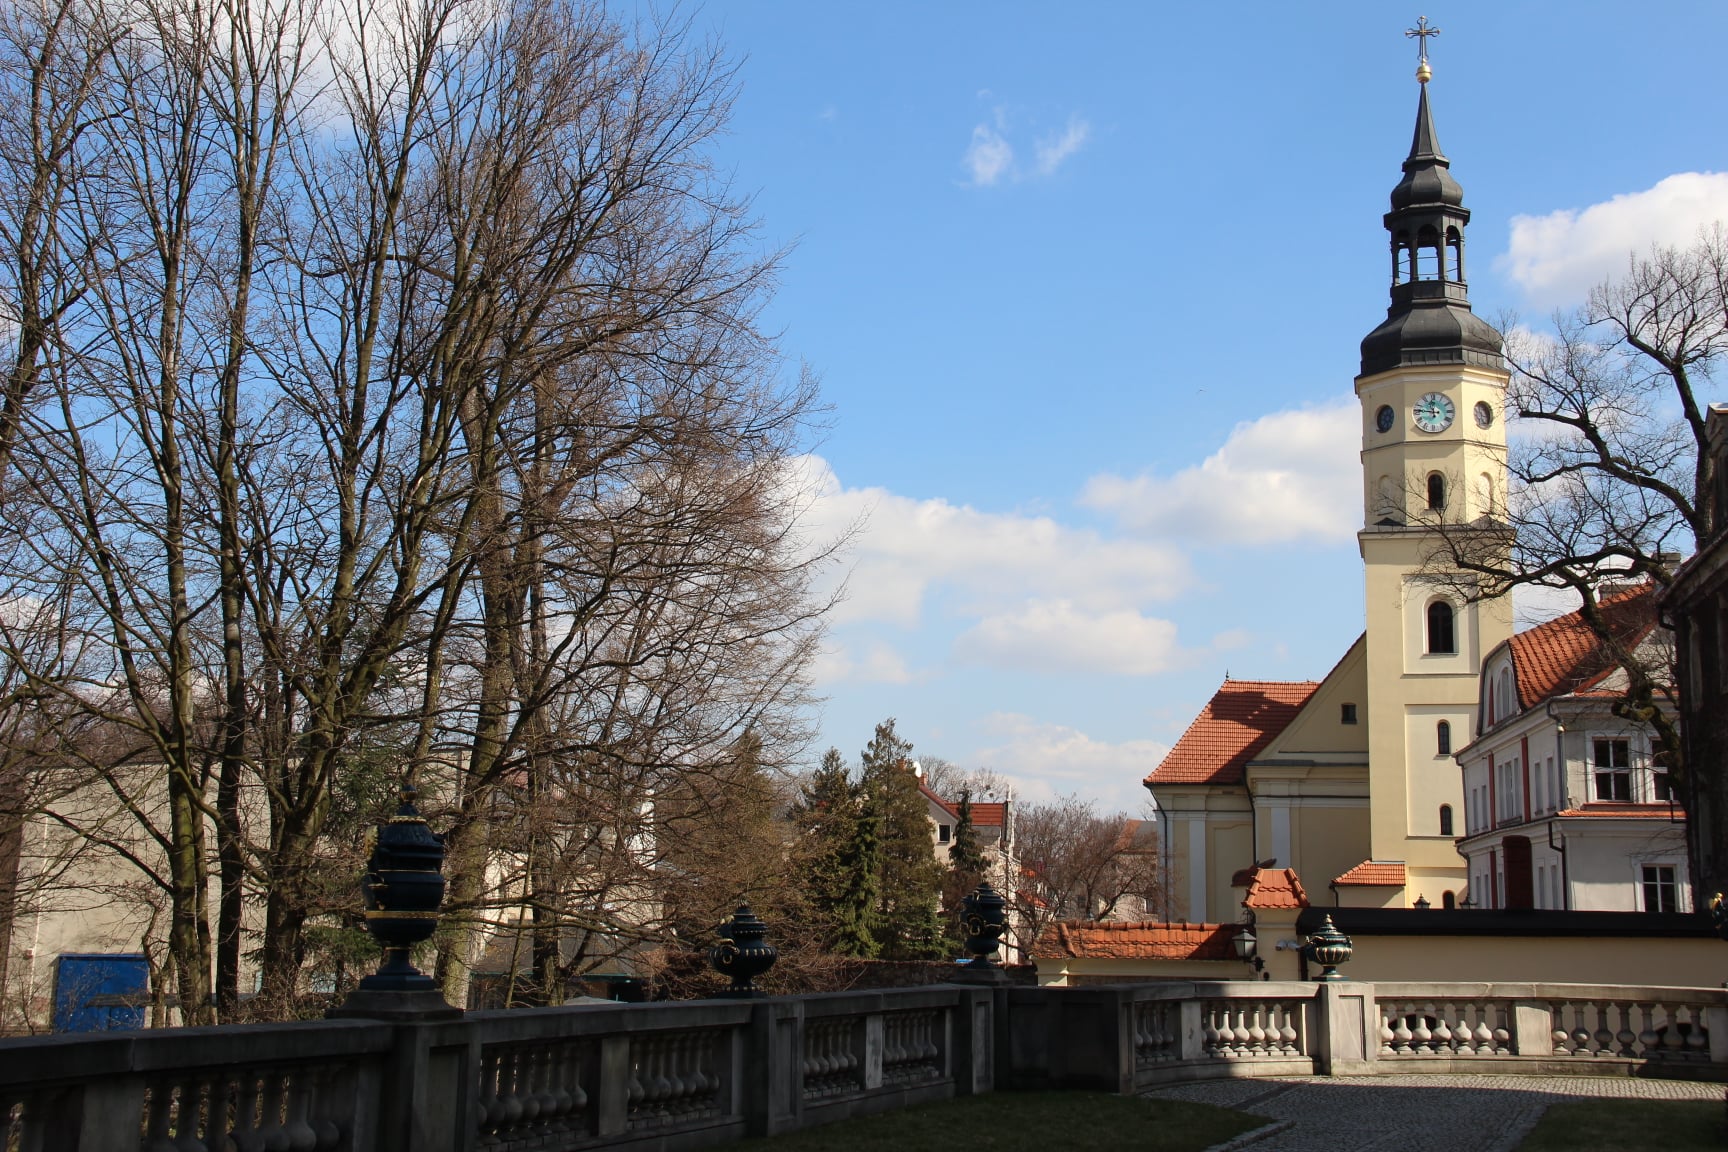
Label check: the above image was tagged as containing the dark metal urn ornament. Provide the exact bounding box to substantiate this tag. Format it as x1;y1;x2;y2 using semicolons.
1304;914;1354;982
709;905;777;998
951;881;1012;985
960;881;1006;967
331;783;459;1019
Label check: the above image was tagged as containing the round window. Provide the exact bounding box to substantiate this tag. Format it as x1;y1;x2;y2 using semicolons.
1375;405;1395;433
1474;400;1495;429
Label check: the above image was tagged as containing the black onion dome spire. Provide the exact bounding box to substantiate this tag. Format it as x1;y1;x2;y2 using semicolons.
1360;65;1502;377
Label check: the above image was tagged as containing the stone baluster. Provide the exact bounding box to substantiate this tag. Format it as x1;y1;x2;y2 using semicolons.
1230;1004;1252;1057
1241;1003;1262;1056
1684;1004;1708;1059
1446;1003;1471;1055
1612;1003;1637;1057
1637;1001;1661;1057
1411;1004;1433;1054
283;1072;319;1151
1661;1003;1687;1058
1376;1003;1395;1055
1391;1004;1414;1054
1202;1003;1224;1056
144;1081;177;1152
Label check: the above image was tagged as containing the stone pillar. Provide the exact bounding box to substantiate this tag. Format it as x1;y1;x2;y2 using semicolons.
1315;981;1373;1075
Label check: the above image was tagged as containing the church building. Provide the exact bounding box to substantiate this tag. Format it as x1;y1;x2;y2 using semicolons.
1148;56;1514;922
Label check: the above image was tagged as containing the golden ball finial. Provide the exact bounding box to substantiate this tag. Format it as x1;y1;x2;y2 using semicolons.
1416;59;1432;84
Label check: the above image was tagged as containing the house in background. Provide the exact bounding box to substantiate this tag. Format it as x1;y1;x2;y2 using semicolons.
1455;584;1685;912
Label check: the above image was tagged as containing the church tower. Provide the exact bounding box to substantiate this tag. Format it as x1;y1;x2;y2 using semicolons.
1356;46;1513;906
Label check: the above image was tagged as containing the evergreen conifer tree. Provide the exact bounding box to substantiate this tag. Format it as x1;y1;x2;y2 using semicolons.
859;719;947;960
794;748;879;956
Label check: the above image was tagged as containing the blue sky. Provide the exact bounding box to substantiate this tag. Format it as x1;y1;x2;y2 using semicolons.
681;3;1728;811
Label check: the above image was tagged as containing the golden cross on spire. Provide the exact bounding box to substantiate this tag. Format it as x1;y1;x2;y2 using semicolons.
1405;16;1441;63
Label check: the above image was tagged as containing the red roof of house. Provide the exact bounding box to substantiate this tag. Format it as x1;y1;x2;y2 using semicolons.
1039;921;1234;961
1241;867;1309;909
1333;860;1407;887
918;783;1006;827
1508;585;1658;710
1146;679;1320;786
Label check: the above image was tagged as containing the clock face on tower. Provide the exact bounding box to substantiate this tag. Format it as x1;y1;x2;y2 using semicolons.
1412;392;1455;433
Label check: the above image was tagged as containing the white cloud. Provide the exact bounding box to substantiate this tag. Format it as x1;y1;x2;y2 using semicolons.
790;454;1191;629
963;123;1014;186
970;712;1166;813
1034;116;1090;176
1500;172;1728;309
811;640;915;686
1080;400;1360;545
962;108;1089;186
954;599;1180;676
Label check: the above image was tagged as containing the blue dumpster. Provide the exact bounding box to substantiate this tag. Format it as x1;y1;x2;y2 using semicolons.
52;953;148;1033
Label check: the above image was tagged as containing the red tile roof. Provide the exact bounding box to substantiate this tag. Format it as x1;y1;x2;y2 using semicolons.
1039;921;1235;961
1555;804;1682;820
1508;585;1658;710
1333;860;1407;887
1241;867;1309;909
919;783;1006;827
1146;679;1320;786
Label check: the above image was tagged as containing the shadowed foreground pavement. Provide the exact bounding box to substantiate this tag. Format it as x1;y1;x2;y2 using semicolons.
1146;1074;1724;1152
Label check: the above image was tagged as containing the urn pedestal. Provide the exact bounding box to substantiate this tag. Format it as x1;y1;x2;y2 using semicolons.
709;905;777;998
331;785;460;1020
952;882;1012;986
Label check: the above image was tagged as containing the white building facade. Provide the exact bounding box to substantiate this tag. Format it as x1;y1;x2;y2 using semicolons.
1454;587;1687;912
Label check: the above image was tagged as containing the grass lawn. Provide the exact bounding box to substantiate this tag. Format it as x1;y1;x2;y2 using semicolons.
731;1092;1265;1152
1518;1099;1725;1151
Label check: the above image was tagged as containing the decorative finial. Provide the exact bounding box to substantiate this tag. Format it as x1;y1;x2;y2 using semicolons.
1406;16;1440;82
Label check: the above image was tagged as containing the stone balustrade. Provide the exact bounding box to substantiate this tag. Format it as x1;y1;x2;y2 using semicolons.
0;980;1723;1151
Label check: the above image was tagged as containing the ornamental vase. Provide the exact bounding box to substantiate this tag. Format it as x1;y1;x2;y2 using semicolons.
960;881;1006;967
710;905;777;997
1305;914;1354;982
359;784;446;991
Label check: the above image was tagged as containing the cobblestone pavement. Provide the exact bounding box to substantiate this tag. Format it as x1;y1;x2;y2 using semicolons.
1145;1074;1725;1152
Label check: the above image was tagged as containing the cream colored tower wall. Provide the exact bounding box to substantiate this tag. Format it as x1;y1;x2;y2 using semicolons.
1357;361;1514;903
1359;365;1510;525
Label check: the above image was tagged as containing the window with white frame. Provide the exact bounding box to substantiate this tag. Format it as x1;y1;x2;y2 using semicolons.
1547;756;1558;811
1497;667;1513;722
1652;752;1674;803
1496;757;1520;824
1533;759;1544;812
1641;864;1679;913
1593;738;1631;801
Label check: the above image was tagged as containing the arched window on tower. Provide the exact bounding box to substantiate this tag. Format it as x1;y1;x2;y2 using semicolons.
1439;804;1454;836
1442;890;1457;909
1416;224;1442;279
1476;472;1495;519
1446;226;1464;281
1427;473;1447;512
1392;231;1410;285
1437;720;1452;755
1428;600;1456;655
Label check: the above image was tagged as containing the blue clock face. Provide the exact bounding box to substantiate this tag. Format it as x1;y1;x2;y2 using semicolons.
1413;392;1455;433
1375;405;1395;433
